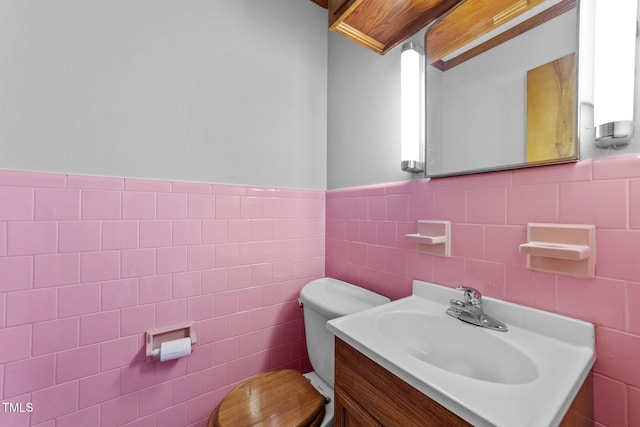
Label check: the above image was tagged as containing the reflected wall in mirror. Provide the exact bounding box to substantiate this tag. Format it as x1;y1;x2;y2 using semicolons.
424;0;583;177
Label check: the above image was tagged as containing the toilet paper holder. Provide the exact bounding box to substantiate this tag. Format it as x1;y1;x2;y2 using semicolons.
145;322;196;362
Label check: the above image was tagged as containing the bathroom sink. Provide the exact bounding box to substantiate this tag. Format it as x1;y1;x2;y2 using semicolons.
327;280;595;427
376;311;538;384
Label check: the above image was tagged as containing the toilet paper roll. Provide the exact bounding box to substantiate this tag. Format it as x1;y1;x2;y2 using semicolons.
159;337;192;362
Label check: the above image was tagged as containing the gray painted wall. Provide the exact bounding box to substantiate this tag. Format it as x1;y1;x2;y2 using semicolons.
0;0;327;190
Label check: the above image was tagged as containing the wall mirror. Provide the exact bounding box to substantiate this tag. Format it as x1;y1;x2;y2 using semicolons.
424;0;588;177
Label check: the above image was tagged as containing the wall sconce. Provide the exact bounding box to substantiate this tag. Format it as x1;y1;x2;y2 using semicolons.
593;0;638;147
400;42;425;173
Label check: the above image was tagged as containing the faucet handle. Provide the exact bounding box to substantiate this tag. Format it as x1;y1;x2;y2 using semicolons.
456;286;482;306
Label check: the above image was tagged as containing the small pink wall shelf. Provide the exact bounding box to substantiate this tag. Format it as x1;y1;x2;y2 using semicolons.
406;220;451;257
519;223;596;278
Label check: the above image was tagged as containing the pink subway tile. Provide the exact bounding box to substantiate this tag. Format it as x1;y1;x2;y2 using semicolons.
140;220;172;248
187;391;217;424
172;271;201;298
451;224;484;259
251;263;273;286
201;317;227;344
0;169;66;188
432;256;466;287
157;246;187;274
593;374;627;427
157;192;188;220
0;325;31;363
630;179;640;229
241;196;263;218
7;221;56;256
102;278;139;310
81;190;121;220
80;311;120;345
433;190;466;223
215;243;239;268
262;241;283;262
386;194;408;221
139;275;172;304
557;276;626;329
467;187;506;224
0;222;5;256
34;188;80;220
597;230;640;281
156;403;187;427
629;282;640;335
457;170;512;189
34;253;79;288
408;192;434;221
139;382;171;417
593;154;640;180
100;336;139;371
188;194;215;219
559;180;627;228
239;328;277;357
6;288;56;326
368;196;387;220
227;351;269;384
595;327;640;387
173;220;202;245
80;251;120;282
155;299;187;327
59;221;101;253
172;372;201;404
56;344;100;383
58;282;100;317
56;405;100;427
125;178;171;192
215;291;239;317
513;160;592;185
78;369;120;409
202;220;228;244
100;393;139;427
102;222;139;251
216;195;241;218
212;184;246;196
213;338;239;365
121;304;155;337
629;386;640;426
29;381;78;425
0;256;32;292
33;317;78;356
187;245;215;271
186;343;214;374
239;242;262;266
3;355;54;397
188;295;214;320
122;248;156;278
120;362;156;394
122;191;156;219
154;357;187;384
251;219;273;241
67;175;124;190
172;181;212;194
228;220;251;242
506;184;557;225
505;266;556;311
465;260;505;300
345;219;361;243
202;268;228;294
484;225;527;267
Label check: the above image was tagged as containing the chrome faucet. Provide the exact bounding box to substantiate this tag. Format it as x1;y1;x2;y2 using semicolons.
446;286;508;332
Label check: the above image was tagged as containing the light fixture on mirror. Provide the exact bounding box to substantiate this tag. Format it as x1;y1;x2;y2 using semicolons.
593;0;638;147
400;42;425;173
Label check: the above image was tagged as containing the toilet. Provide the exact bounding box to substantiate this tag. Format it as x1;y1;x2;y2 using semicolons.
208;278;390;427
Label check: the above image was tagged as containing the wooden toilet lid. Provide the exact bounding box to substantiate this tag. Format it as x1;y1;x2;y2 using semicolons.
209;369;326;427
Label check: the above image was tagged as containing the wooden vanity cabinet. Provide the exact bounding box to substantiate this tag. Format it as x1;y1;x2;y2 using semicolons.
334;338;594;427
328;0;461;55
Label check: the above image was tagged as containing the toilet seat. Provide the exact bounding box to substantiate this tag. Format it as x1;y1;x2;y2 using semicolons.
209;369;326;427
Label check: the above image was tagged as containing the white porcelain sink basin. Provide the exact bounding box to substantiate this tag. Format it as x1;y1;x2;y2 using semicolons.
327;280;595;427
376;310;538;384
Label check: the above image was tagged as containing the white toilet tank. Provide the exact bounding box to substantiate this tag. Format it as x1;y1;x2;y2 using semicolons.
299;278;390;388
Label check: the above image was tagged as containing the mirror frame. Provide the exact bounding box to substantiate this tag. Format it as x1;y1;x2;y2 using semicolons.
423;0;584;178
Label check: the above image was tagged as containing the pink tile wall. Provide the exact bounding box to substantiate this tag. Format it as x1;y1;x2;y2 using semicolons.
0;170;324;427
326;155;640;427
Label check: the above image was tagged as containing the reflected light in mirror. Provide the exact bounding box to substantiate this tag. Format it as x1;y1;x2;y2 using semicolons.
400;42;425;173
594;0;637;147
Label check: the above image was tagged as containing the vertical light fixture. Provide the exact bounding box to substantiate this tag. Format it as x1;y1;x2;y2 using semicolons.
593;0;638;147
400;42;425;173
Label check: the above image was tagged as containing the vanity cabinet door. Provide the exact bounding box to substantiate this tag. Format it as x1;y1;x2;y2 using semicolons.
334;385;383;427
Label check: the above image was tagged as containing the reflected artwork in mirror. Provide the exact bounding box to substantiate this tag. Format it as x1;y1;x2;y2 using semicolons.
424;0;583;177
